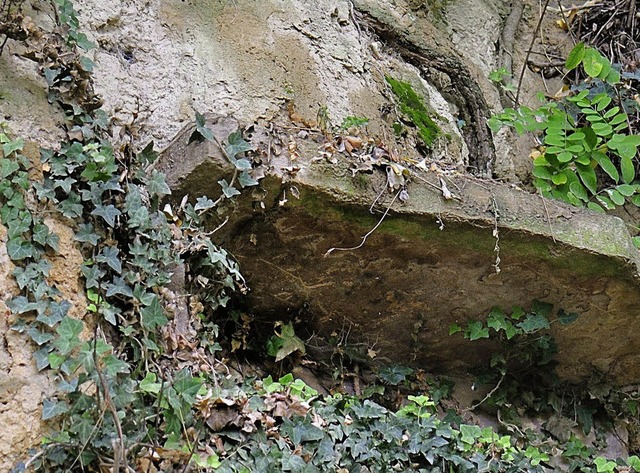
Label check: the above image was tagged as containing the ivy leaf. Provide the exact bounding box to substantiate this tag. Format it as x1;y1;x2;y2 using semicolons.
6;237;34;260
53;177;76;194
27;327;54;345
467;321;489;341
2;137;24;156
81;264;105;289
194;196;216;212
576;405;597;434
74;32;96;51
6;212;31;239
32;223;57;250
102;354;130;376
127;206;151;229
96;246;122;273
34;347;51;371
91;204;121;227
137;141;158;165
74;223;101;245
274;322;306;362
379;365;413;385
460;424;482;444
173;369;203;404
146;170;171;197
518;314;550;333
141;295;168;330
225;131;253;159
448;323;462;335
191;112;214;142
42;399;70;420
57;316;84;340
37;300;71;327
70;416;95;445
54;318;84;355
1;158;20;178
106;276;133;298
531;300;553;317
7;295;35;314
139;372;162;394
238;170;259;188
218;179;241;199
233;158;252;171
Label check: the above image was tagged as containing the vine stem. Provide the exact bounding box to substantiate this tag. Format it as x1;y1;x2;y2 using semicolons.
463;373;506;412
324;188;401;257
514;0;551;106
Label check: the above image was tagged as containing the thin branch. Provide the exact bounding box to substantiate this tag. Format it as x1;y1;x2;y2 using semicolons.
515;0;551;106
463;373;506;412
324;188;401;257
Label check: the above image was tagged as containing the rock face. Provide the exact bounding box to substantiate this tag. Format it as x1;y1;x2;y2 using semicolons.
159;115;640;384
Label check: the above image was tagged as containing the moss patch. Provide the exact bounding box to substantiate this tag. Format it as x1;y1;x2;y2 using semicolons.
385;76;441;147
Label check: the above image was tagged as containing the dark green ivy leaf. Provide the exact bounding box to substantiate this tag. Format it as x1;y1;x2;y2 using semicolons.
58;193;84;219
106;276;133;298
2;136;23;156
173;369;203;404
193;111;215;142
34;347;52;371
53;177;76;194
0;158;20;178
102;354;130;376
74;223;101;245
225;131;253;158
7;295;35;314
467;321;489;341
137;141;158;165
6;237;34;260
531;300;553;317
379;365;414;385
81;264;105;289
91;204;121;227
518;313;550;333
146;170;171;197
28;326;54;345
96;246;122;273
37;300;71;327
57;315;84;340
576;405;597;434
141;295;168;330
42;399;70;420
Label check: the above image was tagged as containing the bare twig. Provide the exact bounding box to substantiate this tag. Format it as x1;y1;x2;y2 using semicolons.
515;0;552;105
540;193;557;243
463;373;506;412
324;188;401;257
491;196;501;274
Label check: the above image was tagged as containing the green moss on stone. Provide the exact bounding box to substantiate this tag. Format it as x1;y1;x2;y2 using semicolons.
385;76;441;147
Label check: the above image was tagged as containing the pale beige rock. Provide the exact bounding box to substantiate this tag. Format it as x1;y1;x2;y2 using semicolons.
0;225;51;471
0;216;86;469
